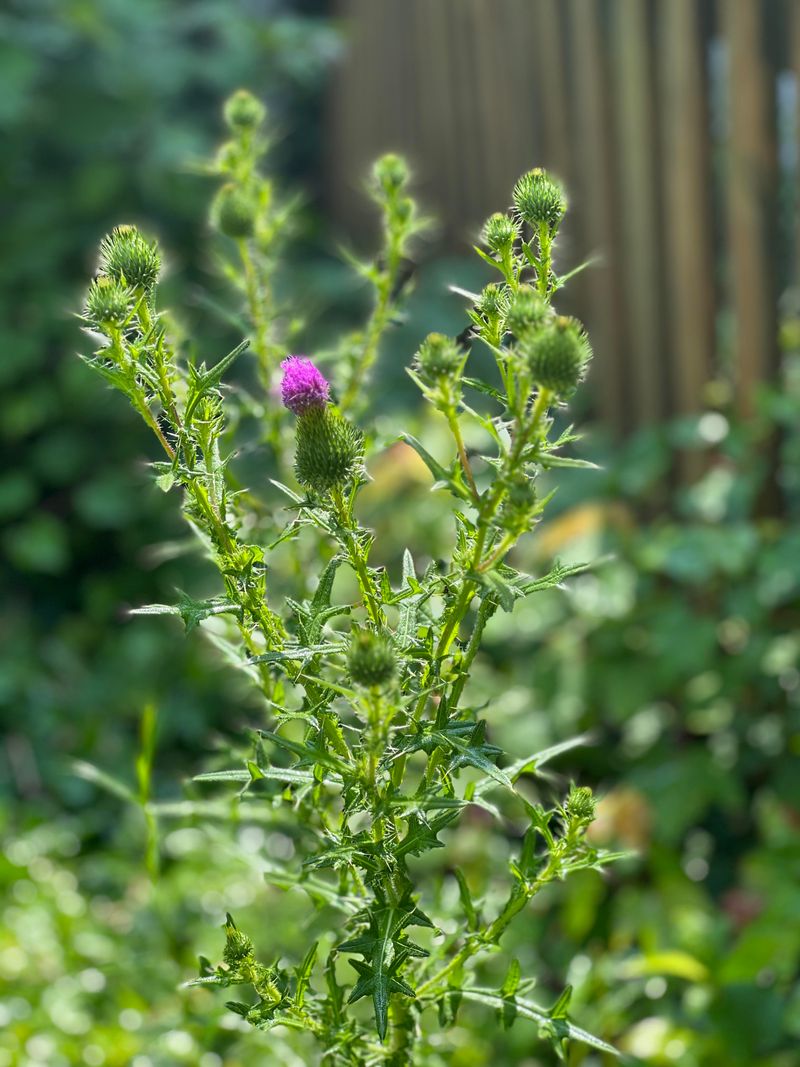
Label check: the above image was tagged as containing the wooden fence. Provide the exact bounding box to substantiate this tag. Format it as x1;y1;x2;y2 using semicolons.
327;0;798;436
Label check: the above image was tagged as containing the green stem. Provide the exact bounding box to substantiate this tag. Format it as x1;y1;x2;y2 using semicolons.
447;409;478;501
340;275;394;413
238;237;271;379
330;487;384;626
536;224;552;297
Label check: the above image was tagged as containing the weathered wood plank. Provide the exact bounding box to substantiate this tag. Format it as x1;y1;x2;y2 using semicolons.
658;0;716;423
723;0;781;417
533;0;572;183
567;0;629;431
613;0;666;427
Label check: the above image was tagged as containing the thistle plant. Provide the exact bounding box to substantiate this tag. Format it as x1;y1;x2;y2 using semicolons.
77;94;623;1064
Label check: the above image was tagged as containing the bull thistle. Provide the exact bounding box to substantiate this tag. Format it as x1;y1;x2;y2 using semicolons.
75;89;623;1065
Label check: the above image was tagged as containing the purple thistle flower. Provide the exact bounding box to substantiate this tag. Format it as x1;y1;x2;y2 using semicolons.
280;356;330;415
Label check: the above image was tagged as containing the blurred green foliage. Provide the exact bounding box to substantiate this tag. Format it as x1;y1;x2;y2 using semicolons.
0;0;338;802
2;2;799;1063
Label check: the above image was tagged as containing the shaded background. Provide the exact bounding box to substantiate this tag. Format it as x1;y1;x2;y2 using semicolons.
1;1;799;1065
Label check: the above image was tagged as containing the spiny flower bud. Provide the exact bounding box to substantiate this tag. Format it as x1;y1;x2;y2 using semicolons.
294;408;363;494
513;168;567;230
84;276;133;328
222;914;254;967
565;784;597;824
99;225;161;292
347;629;396;688
481;212;519;254
280;356;331;415
526;316;591;396
499;473;538;537
413;333;463;381
475;283;509;319
505;286;551;339
223;89;266;132
213;183;258;239
372;153;409;196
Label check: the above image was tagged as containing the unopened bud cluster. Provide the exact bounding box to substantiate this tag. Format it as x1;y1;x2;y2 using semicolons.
347;629;396;688
213;183;258;238
565;785;597;825
482;212;519;255
513;168;567;231
525;316;591;396
99;225;161;293
224;89;267;132
411;332;465;413
212;89;270;242
505;286;550;340
85;276;134;328
369;152;418;252
223;914;255;968
414;333;463;381
498;474;539;537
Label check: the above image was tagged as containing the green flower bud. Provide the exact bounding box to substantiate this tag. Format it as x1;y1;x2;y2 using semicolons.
481;212;519;254
565;784;596;824
394;196;414;224
499;473;538;537
294;408;363;494
413;333;463;381
526;316;591;396
84;276;133;328
372;153;409;196
347;629;396;688
513;168;567;229
222;914;254;967
213;183;258;238
475;283;509;319
223;89;266;131
99;225;161;292
505;286;551;339
215;141;242;174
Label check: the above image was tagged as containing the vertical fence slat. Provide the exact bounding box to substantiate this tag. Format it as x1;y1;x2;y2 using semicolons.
658;0;716;425
795;0;800;287
723;0;781;417
613;0;666;427
411;0;460;241
533;0;572;183
568;0;628;432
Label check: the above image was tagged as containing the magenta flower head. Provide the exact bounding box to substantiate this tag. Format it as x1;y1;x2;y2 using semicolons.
280;356;330;416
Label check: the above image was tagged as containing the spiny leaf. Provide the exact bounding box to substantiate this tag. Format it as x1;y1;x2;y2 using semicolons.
185;338;249;423
341;897;431;1040
395;810;460;860
129;592;240;633
294;942;318;1007
258;729;351;776
347;957;415;1042
454;988;619;1056
311;555;345;613
501;959;522;998
71;760;136;805
435;720;512;791
475;733;593;796
462;376;505;404
399;433;472;501
193;764;340;788
454;869;480;931
519;559;592;595
550;984;572;1019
